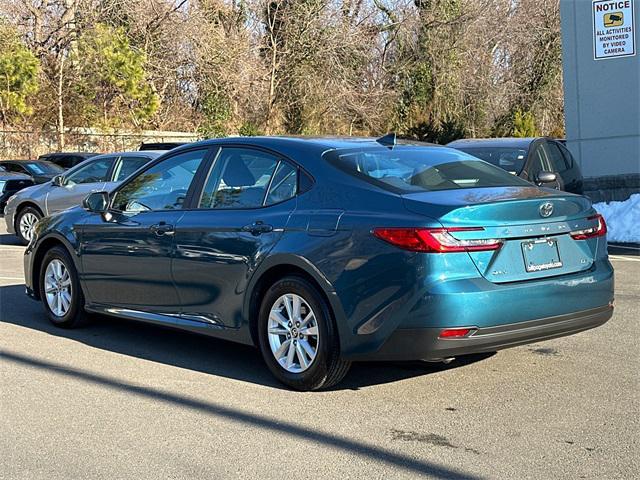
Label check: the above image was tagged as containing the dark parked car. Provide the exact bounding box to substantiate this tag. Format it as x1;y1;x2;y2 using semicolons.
38;152;97;170
139;142;185;151
0;159;64;184
447;137;584;194
24;136;613;390
0;167;34;211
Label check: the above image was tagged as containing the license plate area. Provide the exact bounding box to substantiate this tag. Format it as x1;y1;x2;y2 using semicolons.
522;238;563;272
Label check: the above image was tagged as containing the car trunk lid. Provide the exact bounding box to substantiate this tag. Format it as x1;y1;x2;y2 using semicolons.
402;187;600;283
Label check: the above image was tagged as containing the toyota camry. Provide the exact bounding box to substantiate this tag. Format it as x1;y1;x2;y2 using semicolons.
23;136;614;390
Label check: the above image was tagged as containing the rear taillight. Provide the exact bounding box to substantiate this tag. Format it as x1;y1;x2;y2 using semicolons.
570;214;607;240
372;227;503;253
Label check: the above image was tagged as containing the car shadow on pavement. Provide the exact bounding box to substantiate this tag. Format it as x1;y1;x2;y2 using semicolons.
0;283;493;391
1;350;482;480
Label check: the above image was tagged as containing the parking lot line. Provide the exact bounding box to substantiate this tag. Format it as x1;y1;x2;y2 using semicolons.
609;255;640;262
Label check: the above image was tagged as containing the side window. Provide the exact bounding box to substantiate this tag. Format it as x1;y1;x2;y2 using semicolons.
557;143;575;169
199;148;278;209
59;156;75;169
265;162;297;205
51;156;72;169
543;143;568;173
527;145;548;181
112;149;207;212
112;156;152;182
65;158;114;185
4;163;23;173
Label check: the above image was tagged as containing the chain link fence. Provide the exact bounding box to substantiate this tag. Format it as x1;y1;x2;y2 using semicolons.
0;129;200;159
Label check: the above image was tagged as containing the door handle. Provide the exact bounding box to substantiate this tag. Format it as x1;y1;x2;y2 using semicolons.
150;222;175;236
241;221;273;235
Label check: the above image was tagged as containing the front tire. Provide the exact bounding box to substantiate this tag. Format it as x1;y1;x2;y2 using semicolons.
258;276;351;391
39;246;88;328
16;206;42;245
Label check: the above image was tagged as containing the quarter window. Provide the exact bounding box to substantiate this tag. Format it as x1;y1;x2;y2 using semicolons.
112;149;207;212
199;148;279;209
265;161;297;205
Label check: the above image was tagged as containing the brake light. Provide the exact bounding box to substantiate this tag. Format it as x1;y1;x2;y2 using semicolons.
439;328;476;338
570;214;607;240
372;227;503;253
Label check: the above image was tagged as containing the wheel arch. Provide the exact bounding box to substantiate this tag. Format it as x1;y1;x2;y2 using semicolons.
15;201;45;229
30;233;81;301
244;255;346;348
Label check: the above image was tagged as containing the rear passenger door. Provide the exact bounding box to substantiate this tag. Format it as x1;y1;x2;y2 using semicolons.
104;155;153;191
555;142;583;194
171;146;299;328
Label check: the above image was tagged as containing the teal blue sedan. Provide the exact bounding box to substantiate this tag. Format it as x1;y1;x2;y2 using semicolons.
23;136;614;390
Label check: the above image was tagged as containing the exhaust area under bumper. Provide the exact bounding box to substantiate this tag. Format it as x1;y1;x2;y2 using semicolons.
352;304;613;361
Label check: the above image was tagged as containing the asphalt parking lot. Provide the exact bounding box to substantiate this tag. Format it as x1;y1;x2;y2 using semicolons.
1;222;638;480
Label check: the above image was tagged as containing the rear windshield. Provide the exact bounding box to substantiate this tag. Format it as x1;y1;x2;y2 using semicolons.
452;146;528;174
325;146;532;193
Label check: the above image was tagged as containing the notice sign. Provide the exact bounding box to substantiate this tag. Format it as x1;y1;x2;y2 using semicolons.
593;0;636;59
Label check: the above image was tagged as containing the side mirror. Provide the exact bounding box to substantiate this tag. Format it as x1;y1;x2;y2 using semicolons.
52;175;64;187
535;171;557;185
82;191;110;213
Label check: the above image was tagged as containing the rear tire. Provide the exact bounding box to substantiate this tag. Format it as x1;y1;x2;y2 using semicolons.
258;276;350;391
16;206;42;245
39;246;89;328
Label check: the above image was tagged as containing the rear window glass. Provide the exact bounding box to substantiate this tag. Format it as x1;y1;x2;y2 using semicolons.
453;147;528;173
325;146;531;193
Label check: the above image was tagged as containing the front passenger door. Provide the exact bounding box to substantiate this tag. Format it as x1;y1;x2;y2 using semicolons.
540;142;566;191
79;148;211;312
525;143;561;190
46;157;115;214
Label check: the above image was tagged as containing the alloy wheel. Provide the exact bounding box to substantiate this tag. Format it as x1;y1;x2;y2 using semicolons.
267;293;319;373
19;212;39;242
44;259;72;317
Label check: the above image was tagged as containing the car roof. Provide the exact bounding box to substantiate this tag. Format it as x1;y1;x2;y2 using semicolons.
0;158;55;163
41;152;95;158
91;150;167;159
198;135;435;149
164;136;445;174
447;137;540;149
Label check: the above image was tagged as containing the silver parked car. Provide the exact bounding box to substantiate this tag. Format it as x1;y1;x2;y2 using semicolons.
4;151;166;244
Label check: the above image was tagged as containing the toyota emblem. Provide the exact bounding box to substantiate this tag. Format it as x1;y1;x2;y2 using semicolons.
539;202;554;218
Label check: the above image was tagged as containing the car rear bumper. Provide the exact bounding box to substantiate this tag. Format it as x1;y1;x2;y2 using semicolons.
353;304;613;361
